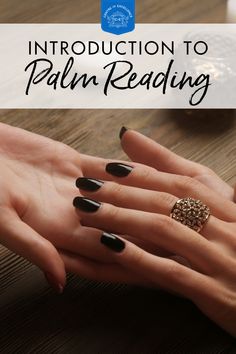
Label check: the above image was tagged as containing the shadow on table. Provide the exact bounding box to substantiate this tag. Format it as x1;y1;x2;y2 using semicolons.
1;275;235;354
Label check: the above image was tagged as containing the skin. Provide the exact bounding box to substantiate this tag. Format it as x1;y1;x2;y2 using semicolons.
1;123;177;291
74;129;236;336
0;123;143;291
0;121;235;318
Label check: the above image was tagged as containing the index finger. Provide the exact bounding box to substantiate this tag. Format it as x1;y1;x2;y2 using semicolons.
120;129;205;176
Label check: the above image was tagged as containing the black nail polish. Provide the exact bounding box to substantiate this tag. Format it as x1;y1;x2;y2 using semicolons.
119;126;128;140
106;163;133;177
101;232;125;253
76;177;104;192
73;197;101;213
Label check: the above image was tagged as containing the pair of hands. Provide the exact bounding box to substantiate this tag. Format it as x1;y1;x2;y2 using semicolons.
0;122;236;336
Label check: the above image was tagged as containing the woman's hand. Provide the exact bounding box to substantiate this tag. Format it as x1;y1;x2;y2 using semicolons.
1;123;234;294
0;123;146;291
74;129;236;336
119;127;234;201
0;123;87;291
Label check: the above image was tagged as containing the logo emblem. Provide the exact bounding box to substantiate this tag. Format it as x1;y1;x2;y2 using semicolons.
101;0;135;35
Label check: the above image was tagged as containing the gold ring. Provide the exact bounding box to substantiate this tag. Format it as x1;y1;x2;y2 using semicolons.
170;198;210;233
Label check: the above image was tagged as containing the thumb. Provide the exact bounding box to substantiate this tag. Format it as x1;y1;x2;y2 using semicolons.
0;211;66;293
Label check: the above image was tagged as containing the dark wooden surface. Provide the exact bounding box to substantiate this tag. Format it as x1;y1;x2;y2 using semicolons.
1;1;236;353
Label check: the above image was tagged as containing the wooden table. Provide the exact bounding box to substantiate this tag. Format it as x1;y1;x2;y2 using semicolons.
1;1;236;353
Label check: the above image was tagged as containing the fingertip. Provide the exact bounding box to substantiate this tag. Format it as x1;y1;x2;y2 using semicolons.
73;196;80;208
119;128;142;151
119;126;129;140
76;177;104;192
2;218;67;294
44;272;65;294
101;232;126;253
42;241;67;293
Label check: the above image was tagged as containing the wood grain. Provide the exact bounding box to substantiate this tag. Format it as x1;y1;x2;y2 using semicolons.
0;1;236;353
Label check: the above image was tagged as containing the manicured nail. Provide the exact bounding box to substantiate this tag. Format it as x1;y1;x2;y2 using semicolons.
45;273;64;294
76;177;104;192
101;232;125;253
119;126;128;140
73;197;101;213
106;163;133;177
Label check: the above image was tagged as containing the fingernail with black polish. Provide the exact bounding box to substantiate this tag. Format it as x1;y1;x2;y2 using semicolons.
101;232;125;253
119;126;128;140
106;163;133;177
76;177;104;192
73;197;101;213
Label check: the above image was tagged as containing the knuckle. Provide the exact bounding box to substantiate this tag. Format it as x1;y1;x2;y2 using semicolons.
147;214;175;239
174;176;197;194
128;247;145;266
199;165;214;175
155;214;175;233
105;204;121;221
148;192;177;214
165;260;182;278
138;166;157;184
109;182;126;204
160;193;178;210
194;168;216;185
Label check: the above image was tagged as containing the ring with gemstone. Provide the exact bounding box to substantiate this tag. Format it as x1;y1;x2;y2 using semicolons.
170;198;210;233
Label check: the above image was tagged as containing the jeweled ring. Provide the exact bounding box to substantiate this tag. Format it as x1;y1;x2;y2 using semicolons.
170;198;210;233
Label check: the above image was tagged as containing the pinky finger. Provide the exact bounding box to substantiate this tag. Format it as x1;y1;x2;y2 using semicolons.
100;232;211;301
0;210;66;293
60;250;149;286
